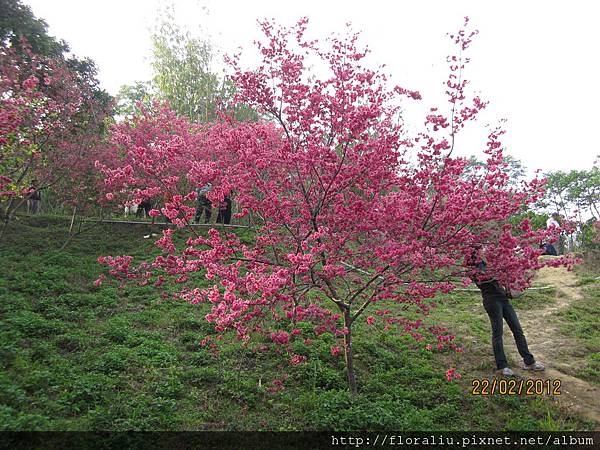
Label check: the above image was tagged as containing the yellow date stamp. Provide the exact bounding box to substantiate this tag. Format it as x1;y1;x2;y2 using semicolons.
470;378;561;396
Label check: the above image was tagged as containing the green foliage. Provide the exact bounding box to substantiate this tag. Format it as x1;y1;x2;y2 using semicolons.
508;210;548;231
151;6;219;123
115;81;153;118
464;154;526;185
0;0;67;58
149;4;257;123
541;167;600;220
0;0;113;114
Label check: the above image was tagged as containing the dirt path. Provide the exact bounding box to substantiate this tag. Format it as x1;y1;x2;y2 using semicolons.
506;266;600;429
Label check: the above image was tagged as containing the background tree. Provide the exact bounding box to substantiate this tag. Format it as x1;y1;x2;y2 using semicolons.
0;0;112;113
151;4;222;123
149;3;256;123
540;165;599;258
96;101;205;217
0;42;110;229
463;153;526;186
539;166;599;224
0;2;112;235
0;0;67;58
573;168;600;219
115;81;154;119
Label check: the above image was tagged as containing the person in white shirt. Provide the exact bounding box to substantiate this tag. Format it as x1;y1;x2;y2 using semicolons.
546;212;560;229
543;212;560;255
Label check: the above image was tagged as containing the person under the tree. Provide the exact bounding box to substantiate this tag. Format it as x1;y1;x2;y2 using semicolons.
194;183;213;223
26;180;41;214
216;193;232;225
469;248;545;376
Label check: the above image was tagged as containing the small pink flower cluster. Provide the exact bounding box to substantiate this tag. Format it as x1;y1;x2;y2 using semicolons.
446;368;461;382
269;330;290;345
290;354;307;366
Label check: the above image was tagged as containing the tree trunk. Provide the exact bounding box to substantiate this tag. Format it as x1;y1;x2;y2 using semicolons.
343;310;358;396
68;206;77;234
0;197;16;240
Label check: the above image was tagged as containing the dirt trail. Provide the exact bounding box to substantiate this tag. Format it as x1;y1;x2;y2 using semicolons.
506;266;600;429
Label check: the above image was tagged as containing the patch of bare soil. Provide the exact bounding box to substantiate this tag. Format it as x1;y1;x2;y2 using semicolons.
505;265;600;429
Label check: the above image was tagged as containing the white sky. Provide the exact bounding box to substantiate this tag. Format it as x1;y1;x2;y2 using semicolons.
23;0;600;175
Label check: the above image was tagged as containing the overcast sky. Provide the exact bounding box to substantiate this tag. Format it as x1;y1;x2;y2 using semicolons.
23;0;599;175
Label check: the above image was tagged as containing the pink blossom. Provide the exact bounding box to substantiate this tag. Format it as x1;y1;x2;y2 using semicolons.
93;274;105;287
22;75;39;90
290;354;307;366
269;331;290;345
446;368;461;381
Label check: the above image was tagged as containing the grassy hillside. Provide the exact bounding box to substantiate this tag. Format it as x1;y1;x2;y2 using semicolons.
557;283;600;386
0;216;594;431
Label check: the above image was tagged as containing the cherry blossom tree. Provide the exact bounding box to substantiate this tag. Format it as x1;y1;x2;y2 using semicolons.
97;18;572;394
95;101;209;220
0;40;110;237
45;136;114;217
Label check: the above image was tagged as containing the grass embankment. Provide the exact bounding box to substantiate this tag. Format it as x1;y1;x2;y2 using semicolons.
556;277;600;387
0;216;594;430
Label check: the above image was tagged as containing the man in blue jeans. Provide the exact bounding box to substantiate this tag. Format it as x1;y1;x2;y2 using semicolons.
471;258;545;376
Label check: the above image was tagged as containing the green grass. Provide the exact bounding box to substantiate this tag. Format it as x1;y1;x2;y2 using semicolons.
556;281;600;387
0;215;593;431
510;288;558;310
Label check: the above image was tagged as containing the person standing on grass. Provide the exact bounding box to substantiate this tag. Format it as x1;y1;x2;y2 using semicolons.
136;198;153;219
216;193;232;225
469;249;545;376
26;180;41;214
194;183;212;223
545;212;561;255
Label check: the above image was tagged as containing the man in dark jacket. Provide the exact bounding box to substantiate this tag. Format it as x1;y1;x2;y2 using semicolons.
470;257;545;376
26;180;41;214
216;194;232;225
